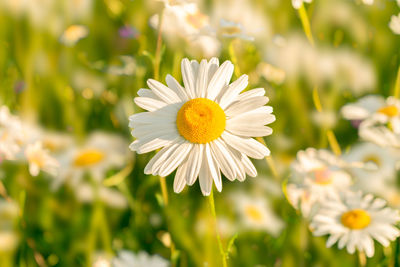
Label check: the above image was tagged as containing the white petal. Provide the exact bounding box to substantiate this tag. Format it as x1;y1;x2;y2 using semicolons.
195;59;207;98
134;97;168;112
205;143;222;192
181;58;196;99
166;74;188;101
199;150;213;196
174;158;189;193
210;139;238;181
137;88;159;99
147;79;181;104
158;142;193;177
186;144;203;186
226;124;273;137
222;131;270;159
237;88;266;101
207;61;234;101
225;96;269;117
207;57;220;84
240;153;257;177
218;75;248;109
144;139;183;175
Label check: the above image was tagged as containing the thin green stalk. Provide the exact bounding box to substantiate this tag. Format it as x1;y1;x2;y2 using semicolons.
154;9;164;81
393;65;400;99
228;40;241;78
297;3;341;155
208;189;228;267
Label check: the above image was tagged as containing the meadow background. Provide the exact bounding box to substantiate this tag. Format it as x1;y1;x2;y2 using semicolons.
0;0;400;266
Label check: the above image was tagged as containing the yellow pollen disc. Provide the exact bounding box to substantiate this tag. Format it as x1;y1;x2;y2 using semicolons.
363;155;381;167
176;98;226;144
312;168;333;185
378;105;399;117
341;209;371;230
245;206;263;222
74;149;104;167
186;11;208;29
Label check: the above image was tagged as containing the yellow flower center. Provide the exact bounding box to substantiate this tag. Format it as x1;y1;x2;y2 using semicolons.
312;168;333;185
176;98;226;144
74;149;104;167
221;26;242;35
363;155;381;167
341;209;371;230
186;11;208;29
244;206;263;222
378;105;399;117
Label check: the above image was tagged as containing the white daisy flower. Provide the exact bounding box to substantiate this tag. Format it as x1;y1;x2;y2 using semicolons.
56;132;129;188
75;182;128;209
343;142;399;197
60;25;89;46
311;191;400;257
111;250;169;267
129;58;275;196
292;0;312;9
25;141;59;177
390;13;400;35
218;19;254;41
287;148;352;217
232;193;284;236
341;95;385;122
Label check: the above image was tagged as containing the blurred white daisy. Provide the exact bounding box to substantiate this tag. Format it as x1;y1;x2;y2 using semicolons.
232;193;284;236
292;0;312;9
129;58;275;196
56;132;129;187
25;141;59;177
257;62;286;85
287;148;352;217
60;25;89;46
111;250;169;267
75;182;128;209
218;19;254;41
343;142;398;197
390;13;400;35
150;2;220;57
341;95;385;122
0;106;26;160
311;191;400;257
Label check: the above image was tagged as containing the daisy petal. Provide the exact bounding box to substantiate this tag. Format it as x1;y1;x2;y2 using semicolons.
222;131;270;159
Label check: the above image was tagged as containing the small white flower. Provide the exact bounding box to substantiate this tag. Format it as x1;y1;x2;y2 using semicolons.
60;25;88;46
129;58;275;196
311;191;400;257
257;62;286;85
218;19;254;41
232;193;284;236
287;148;352;217
25;141;59;177
56;132;129;188
292;0;312;9
111;250;169;267
343;142;398;197
341;95;385;122
389;13;400;35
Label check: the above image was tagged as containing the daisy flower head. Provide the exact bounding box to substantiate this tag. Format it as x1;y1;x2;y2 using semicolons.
287;148;352;217
57;132;129;187
218;19;254;41
231;193;285;236
310;191;400;257
25;141;59;177
390;13;400;35
129;58;275;196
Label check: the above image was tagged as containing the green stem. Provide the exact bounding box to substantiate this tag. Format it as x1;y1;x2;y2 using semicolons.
393;65;400;99
154;9;164;81
208;189;228;267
